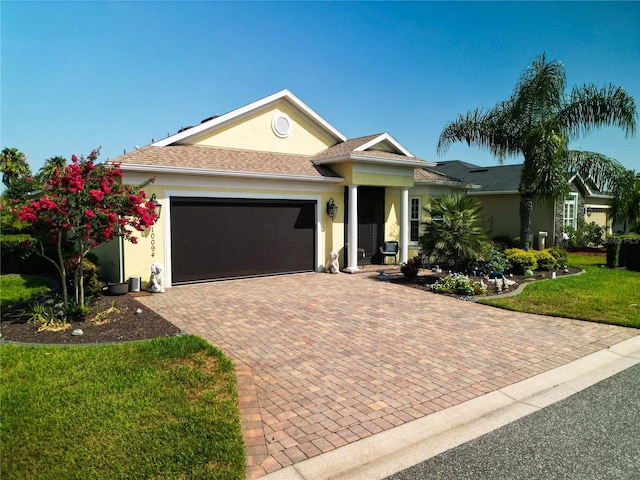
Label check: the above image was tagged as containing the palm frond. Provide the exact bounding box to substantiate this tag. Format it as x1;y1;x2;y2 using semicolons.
512;53;566;125
560;84;637;139
565;150;627;190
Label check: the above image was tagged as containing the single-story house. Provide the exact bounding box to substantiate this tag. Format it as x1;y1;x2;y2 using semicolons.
431;160;614;248
97;90;468;288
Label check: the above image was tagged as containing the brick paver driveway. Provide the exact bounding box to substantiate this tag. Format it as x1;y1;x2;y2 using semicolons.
138;272;638;479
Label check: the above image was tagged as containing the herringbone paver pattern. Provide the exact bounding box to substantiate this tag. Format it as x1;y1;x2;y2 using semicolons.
138;272;638;479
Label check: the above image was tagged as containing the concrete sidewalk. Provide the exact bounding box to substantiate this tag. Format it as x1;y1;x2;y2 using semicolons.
258;336;639;480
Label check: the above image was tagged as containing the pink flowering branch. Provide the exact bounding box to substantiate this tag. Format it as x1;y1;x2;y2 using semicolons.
14;148;157;310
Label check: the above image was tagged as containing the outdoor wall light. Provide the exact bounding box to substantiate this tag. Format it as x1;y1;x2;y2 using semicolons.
150;193;162;217
326;198;338;221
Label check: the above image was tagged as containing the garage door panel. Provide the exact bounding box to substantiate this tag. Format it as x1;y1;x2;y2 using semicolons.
171;198;315;283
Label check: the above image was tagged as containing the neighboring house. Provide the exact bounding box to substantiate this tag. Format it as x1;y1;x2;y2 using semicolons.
430;160;613;248
97;90;467;288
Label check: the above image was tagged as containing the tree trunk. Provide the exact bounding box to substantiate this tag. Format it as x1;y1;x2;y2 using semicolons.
519;193;533;250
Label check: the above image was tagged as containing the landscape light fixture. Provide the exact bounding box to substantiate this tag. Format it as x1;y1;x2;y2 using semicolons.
150;193;162;217
326;198;338;221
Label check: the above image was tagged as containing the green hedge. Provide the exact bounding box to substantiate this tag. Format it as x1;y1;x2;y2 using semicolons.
606;236;640;271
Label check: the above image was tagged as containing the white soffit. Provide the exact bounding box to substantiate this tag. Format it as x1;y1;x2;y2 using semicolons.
152;89;348;147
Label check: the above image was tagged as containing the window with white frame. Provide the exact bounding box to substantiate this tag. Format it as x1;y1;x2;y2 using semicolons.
563;194;577;229
410;197;421;242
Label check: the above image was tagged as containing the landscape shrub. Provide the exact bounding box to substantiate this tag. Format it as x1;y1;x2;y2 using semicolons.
401;256;422;280
606;237;622;268
548;245;568;268
463;243;510;275
563;219;605;250
431;273;487;296
504;248;538;274
533;249;558;271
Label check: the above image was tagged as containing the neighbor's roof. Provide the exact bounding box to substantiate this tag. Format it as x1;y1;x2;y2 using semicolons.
413;167;477;187
430;160;523;192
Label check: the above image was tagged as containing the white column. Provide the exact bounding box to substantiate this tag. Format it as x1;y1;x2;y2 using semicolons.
399;187;409;264
346;185;359;272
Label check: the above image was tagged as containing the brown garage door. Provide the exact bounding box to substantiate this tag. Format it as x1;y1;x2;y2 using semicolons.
170;198;316;283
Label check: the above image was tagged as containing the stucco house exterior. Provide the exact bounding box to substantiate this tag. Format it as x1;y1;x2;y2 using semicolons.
97;90;467;288
431;160;614;249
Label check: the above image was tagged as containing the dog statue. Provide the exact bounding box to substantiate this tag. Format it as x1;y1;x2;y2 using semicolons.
149;262;165;293
325;250;340;274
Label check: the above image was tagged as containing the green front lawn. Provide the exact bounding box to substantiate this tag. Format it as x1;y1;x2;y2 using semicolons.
0;274;57;310
1;336;245;480
480;254;640;328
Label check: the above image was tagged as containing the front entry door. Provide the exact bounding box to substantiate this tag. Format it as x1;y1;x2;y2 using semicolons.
346;186;385;265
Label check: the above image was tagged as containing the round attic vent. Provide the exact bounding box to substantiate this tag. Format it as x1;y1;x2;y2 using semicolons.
272;113;292;138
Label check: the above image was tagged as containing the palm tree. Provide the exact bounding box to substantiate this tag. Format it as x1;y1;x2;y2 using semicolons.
610;170;640;233
418;193;487;269
37;155;67;183
437;54;637;249
0;147;30;188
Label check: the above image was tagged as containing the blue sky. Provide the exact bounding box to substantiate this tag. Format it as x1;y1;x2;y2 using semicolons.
2;1;639;174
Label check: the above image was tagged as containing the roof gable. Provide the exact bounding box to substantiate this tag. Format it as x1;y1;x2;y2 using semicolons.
353;133;414;157
152;90;347;155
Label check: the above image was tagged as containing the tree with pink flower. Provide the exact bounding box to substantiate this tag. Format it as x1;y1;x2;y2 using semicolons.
14;148;157;311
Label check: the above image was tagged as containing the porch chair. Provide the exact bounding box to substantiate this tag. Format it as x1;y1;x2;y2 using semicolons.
379;241;399;265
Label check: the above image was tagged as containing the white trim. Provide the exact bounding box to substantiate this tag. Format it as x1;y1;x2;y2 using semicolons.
563;192;579;229
153;89;347;147
161;190;324;288
346;185;359;272
353;132;415;158
315;153;432;168
400;188;409;264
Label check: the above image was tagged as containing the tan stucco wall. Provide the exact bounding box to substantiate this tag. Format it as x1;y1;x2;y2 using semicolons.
469;194;554;247
184;103;336;155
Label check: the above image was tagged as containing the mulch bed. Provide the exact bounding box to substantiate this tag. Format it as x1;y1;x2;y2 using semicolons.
388;266;583;297
1;292;181;345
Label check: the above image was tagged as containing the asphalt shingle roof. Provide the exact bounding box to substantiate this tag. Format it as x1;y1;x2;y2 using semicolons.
431;160;523;192
113;137;440;180
112;144;341;179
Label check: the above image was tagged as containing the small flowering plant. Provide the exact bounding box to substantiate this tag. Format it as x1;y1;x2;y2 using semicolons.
431;273;487;296
14;148;157;310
